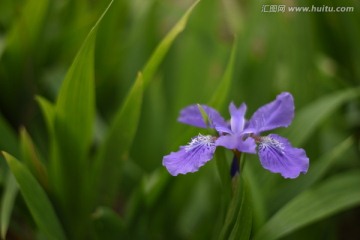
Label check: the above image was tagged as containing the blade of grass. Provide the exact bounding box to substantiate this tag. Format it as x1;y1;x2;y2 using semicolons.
92;206;125;239
0;114;19;159
218;174;246;240
94;1;200;203
94;73;143;203
0;115;19;240
3;0;48;58
0;173;18;240
19;127;48;190
142;0;200;89
254;170;360;240
35;96;55;135
211;38;238;201
228;176;252;240
0;0;49;124
51;1;113;238
2;152;66;240
208;37;238;110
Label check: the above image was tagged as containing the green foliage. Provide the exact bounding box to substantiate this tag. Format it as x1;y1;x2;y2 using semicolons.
219;174;252;240
254;171;360;240
0;173;17;240
2;152;66;240
0;0;360;239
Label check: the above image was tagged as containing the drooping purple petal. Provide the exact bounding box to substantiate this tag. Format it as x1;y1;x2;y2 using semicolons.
178;104;228;130
162;134;216;176
229;102;247;134
215;135;256;154
257;134;309;179
246;92;294;134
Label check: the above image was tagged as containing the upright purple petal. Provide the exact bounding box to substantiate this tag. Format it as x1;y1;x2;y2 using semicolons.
162;134;216;176
257;134;309;179
229;102;247;134
246;92;294;134
178;104;228;130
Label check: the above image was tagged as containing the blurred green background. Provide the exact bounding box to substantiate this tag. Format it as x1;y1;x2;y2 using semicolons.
1;0;360;239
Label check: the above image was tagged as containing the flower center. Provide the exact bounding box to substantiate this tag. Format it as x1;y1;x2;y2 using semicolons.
258;136;284;154
185;134;216;152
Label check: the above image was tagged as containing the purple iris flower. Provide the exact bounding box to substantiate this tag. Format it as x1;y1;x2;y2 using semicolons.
162;92;309;179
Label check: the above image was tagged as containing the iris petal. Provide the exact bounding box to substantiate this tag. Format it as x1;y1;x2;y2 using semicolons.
162;134;216;176
229;102;247;134
178;104;228;130
258;134;309;179
246;92;294;134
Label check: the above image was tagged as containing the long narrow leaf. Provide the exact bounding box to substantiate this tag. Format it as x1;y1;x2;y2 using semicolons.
4;0;48;57
94;73;143;202
0;115;19;240
0;114;19;158
142;0;200;89
254;170;360;240
50;2;113;238
35;96;55;134
92;206;125;239
209;37;238;110
228;176;252;240
211;38;238;201
2;152;66;240
219;174;249;240
20;128;48;189
0;173;18;240
95;0;200;203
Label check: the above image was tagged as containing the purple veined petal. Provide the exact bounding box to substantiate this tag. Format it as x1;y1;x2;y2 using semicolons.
246;92;294;134
178;104;228;130
229;102;247;134
162;134;216;176
257;134;309;179
238;137;257;153
215;135;238;150
215;134;256;154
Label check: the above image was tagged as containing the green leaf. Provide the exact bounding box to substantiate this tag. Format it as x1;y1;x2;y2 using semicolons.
94;0;199;205
92;206;125;240
142;169;170;207
94;73;143;202
0;115;19;240
35;96;55;135
0;173;18;240
219;174;252;240
2;152;66;240
50;2;113;237
19;127;48;189
228;176;252;240
283;88;360;146
215;148;231;200
142;0;200;89
0;0;49;117
208;37;238;110
0;113;19;158
254;170;360;240
54;12;97;161
2;0;49;58
212;39;238;202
